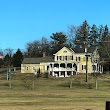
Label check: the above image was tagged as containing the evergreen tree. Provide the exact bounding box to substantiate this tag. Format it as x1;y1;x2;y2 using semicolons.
4;54;12;66
89;24;98;48
12;49;23;67
74;20;90;51
50;32;67;54
98;25;110;59
103;25;109;39
98;25;104;43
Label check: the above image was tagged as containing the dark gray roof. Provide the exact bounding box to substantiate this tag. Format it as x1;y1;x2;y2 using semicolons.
74;46;96;53
22;56;54;64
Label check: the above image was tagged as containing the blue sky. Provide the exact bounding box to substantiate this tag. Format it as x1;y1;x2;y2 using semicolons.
0;0;110;50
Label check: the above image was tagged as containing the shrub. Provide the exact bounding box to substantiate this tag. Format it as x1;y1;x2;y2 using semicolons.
87;83;93;89
44;72;49;78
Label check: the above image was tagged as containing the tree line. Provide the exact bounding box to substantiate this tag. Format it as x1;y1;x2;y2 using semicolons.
0;48;23;67
25;20;110;59
1;20;110;67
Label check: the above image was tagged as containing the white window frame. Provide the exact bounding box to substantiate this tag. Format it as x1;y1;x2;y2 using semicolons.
59;56;62;60
76;56;80;61
70;56;73;60
82;65;86;70
57;56;58;61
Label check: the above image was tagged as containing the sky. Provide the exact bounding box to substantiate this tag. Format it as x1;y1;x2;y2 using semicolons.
0;0;110;51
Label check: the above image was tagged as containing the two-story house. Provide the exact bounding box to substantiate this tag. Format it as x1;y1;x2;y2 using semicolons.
21;47;103;77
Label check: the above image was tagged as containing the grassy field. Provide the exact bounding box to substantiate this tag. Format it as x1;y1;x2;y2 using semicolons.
0;73;110;110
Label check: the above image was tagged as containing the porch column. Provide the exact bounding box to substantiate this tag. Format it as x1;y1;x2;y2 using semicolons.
98;64;99;72
101;65;103;73
52;63;54;76
72;63;74;72
59;71;61;77
76;63;79;74
49;63;51;75
65;71;67;77
65;63;67;77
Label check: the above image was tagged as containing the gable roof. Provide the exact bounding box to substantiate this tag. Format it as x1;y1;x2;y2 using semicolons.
92;48;100;58
22;56;54;64
53;46;75;55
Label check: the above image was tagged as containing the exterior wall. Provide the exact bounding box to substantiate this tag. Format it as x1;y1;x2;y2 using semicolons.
78;56;91;74
40;62;49;73
21;63;49;74
21;64;40;73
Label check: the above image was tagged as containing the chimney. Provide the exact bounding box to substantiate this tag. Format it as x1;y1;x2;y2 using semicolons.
85;47;87;53
43;52;46;57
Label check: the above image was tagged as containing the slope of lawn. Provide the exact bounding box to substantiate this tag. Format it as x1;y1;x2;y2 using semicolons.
0;73;109;110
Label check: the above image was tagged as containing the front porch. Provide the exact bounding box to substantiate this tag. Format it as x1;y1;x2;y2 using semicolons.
49;62;77;77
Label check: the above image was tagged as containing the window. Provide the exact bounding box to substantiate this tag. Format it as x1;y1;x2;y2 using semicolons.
61;71;65;75
26;66;29;70
92;65;96;71
65;56;67;60
63;50;67;53
64;56;67;60
57;56;58;60
59;56;62;60
70;56;73;60
76;57;80;61
57;56;62;60
67;71;71;76
82;65;86;70
33;67;35;70
47;66;49;70
78;57;80;61
76;57;77;61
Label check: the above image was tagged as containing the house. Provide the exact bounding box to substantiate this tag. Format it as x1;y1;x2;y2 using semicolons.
21;47;103;77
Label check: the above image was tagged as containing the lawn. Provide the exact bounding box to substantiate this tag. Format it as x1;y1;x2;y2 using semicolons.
0;73;109;110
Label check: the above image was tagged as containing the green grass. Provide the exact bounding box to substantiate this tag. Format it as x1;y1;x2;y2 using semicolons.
0;73;109;110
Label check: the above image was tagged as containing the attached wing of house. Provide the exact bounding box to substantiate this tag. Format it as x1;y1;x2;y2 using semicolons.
21;56;54;73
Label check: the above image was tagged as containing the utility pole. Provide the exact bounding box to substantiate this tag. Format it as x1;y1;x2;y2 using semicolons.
85;54;88;82
85;44;88;82
85;46;90;82
32;73;35;90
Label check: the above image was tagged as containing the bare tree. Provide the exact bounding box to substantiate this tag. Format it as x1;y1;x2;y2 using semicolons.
3;48;13;66
25;37;50;57
100;35;110;59
26;40;42;57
